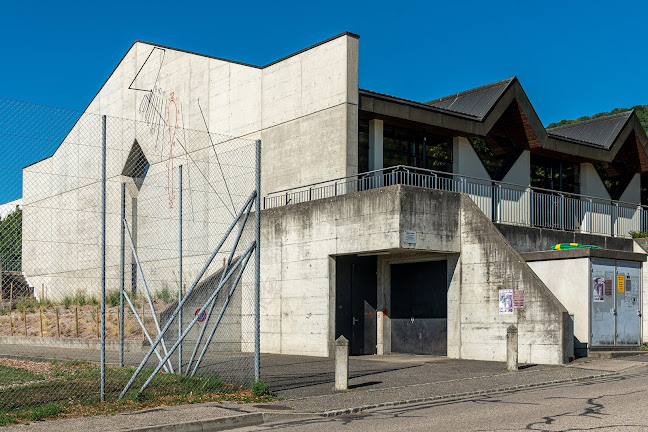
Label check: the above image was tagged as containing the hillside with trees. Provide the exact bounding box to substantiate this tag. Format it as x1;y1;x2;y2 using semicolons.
547;105;648;134
547;105;648;133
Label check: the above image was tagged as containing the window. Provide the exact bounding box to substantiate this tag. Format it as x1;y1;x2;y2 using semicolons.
358;119;369;173
530;155;580;194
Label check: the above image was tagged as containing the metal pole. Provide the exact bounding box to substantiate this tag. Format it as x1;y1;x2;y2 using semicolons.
185;198;254;374
100;115;107;401
124;221;174;372
119;182;125;368
122;243;255;399
189;202;254;374
119;192;256;398
141;246;255;394
178;165;183;373
254;139;261;381
190;253;249;376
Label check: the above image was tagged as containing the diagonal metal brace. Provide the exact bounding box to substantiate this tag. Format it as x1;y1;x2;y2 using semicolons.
124;219;174;373
119;191;256;399
129;242;255;397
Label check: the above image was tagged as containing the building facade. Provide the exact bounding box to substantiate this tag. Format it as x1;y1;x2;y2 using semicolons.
21;32;648;365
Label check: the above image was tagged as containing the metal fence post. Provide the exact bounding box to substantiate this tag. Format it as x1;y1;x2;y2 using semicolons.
100;115;107;401
119;182;125;368
254;139;261;381
178;164;183;373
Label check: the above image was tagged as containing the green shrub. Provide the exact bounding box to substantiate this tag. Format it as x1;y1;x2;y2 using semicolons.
156;285;174;303
630;230;648;239
250;379;271;397
106;289;121;308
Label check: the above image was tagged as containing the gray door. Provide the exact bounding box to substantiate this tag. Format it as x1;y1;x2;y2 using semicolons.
616;262;641;346
591;259;616;346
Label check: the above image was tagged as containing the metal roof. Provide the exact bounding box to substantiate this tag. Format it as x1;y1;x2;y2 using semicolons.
546;111;633;149
424;77;515;120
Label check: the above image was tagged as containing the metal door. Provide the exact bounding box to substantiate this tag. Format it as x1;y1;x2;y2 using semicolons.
616;262;641;345
591;259;616;346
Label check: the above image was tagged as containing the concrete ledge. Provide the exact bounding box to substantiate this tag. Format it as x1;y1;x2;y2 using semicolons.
521;248;647;262
0;336;145;352
120;412;264;432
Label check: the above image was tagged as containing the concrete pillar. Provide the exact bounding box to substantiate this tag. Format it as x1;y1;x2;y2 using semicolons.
506;325;518;371
335;335;349;390
368;119;383;172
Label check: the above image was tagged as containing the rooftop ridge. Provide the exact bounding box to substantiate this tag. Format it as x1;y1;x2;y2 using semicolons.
546;110;633;131
134;31;361;70
424;77;516;105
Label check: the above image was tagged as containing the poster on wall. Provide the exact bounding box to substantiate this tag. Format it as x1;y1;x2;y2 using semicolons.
604;272;613;297
499;289;513;314
593;277;605;302
513;290;524;308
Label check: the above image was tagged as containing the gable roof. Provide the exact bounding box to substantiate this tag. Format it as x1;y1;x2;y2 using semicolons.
546;111;633;149
360;78;648;168
424;77;515;120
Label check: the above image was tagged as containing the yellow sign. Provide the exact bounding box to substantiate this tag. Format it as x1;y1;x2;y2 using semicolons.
617;275;625;293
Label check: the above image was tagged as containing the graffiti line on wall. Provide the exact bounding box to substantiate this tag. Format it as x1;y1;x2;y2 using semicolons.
166;92;180;208
198;99;236;213
128;46;236;218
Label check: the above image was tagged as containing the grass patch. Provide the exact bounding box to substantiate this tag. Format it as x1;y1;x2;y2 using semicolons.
0;362;274;426
25;403;59;421
0;365;44;387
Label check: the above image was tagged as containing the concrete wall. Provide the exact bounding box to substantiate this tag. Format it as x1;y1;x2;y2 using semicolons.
257;185;568;363
527;258;590;353
257;186;460;356
633;238;648;343
498;150;531;226
616;174;641;238
22;34;359;300
579;162;612;235
457;195;569;364
495;224;635;253
452;137;493;218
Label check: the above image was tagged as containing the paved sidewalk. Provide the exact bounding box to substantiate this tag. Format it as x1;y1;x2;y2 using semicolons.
4;353;647;431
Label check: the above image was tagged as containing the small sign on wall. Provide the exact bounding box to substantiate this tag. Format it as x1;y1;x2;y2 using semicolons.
617;275;625;293
499;289;513;314
513;290;524;308
403;230;417;244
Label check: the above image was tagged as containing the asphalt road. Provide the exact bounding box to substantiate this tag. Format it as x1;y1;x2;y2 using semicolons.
240;363;648;432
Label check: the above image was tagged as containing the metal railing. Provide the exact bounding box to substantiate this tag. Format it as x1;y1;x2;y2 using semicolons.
263;165;648;238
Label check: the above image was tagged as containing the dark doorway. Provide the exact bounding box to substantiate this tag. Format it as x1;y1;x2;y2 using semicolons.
335;255;377;355
390;260;447;355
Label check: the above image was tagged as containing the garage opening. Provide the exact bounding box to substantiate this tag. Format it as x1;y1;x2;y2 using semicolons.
390;260;447;355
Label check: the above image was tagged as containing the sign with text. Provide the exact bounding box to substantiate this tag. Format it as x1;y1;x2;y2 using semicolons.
513;290;524;308
403;230;417;244
617;275;625;293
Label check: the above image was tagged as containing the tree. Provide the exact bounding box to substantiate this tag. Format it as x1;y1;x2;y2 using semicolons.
0;206;22;272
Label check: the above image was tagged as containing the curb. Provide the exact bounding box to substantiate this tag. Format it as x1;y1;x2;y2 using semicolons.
118;412;264;432
318;371;620;417
0;336;145;352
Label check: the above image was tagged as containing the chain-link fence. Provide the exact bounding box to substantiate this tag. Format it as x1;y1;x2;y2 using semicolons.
0;98;261;418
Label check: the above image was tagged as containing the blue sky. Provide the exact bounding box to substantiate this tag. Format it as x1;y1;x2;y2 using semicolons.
3;0;648;124
0;0;647;202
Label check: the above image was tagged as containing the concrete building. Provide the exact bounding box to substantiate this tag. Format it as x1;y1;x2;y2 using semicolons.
21;32;648;366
